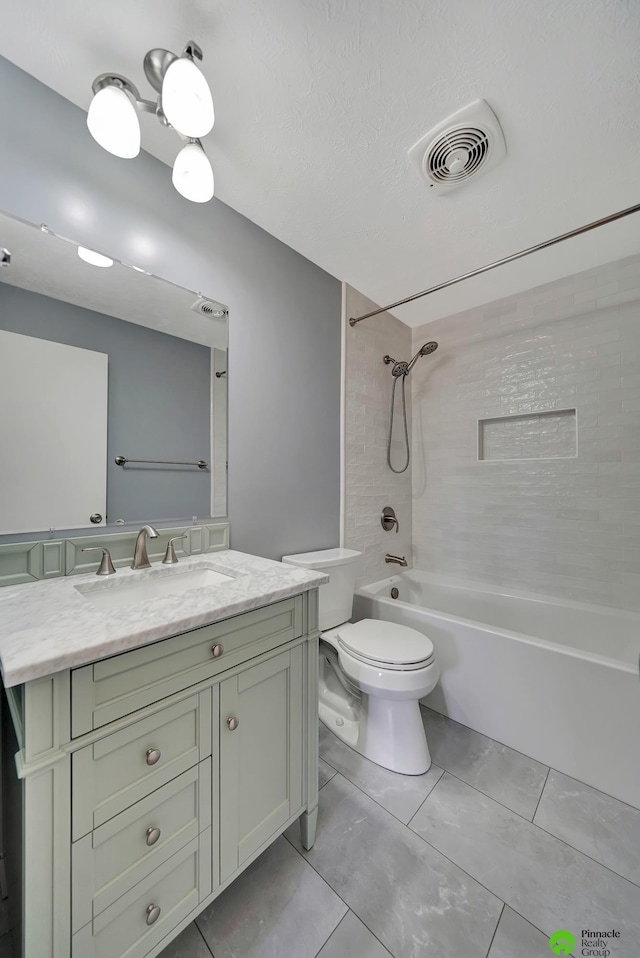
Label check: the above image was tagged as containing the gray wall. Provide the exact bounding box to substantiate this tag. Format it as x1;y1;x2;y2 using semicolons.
0;55;342;560
0;283;211;523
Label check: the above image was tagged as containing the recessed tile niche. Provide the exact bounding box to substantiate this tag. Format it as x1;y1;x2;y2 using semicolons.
478;409;577;461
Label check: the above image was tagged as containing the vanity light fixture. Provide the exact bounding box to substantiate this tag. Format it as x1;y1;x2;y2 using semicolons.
87;77;141;159
172;139;214;203
87;41;215;203
77;246;114;268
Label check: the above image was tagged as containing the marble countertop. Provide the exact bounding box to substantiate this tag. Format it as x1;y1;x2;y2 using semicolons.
0;550;328;687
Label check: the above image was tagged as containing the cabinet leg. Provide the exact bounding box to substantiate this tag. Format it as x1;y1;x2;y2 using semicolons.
299;806;318;850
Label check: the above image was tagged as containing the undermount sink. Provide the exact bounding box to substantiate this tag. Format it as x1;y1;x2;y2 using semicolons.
76;567;235;611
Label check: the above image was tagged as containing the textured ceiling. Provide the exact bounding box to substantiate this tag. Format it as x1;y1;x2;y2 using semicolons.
1;0;639;326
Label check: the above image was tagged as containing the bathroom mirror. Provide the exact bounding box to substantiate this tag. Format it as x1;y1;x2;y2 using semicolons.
0;210;228;536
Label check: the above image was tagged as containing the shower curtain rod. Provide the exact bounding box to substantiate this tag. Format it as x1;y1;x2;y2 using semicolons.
348;201;640;326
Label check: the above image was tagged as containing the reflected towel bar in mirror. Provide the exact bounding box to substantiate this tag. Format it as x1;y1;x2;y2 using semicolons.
115;455;208;469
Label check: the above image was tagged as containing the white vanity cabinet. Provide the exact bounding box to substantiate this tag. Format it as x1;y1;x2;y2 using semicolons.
2;590;320;958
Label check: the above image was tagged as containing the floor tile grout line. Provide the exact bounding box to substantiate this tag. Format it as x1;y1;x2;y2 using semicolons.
311;911;351;958
319;750;445;828
421;713;550;816
320;754;339;775
283;824;402;958
324;733;640;915
420;704;640;815
311;910;393;958
404;765;539;830
194;919;215;956
406;766;640;892
492;903;579;957
483;901;505;958
418;713;640;884
524;816;640;892
320;765;339;787
531;766;551;821
295;771;506;943
317;767;640;945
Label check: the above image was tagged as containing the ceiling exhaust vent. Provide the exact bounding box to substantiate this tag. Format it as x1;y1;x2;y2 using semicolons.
191;296;227;318
408;99;506;193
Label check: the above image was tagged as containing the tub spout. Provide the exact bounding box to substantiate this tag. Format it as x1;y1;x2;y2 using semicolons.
385;554;408;567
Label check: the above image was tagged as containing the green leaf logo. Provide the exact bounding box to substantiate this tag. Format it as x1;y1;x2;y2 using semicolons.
549;929;576;955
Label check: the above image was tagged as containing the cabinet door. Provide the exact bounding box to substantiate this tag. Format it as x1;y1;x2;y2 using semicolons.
219;647;303;881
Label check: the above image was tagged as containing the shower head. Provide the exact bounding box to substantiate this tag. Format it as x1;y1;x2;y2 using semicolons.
406;340;439;373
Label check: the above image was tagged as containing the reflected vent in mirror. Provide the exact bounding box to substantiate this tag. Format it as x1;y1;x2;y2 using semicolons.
191;296;227;318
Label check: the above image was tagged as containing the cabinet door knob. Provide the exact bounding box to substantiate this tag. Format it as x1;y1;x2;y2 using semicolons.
211;644;224;657
226;716;239;731
145;748;161;766
145;826;161;846
145;903;161;926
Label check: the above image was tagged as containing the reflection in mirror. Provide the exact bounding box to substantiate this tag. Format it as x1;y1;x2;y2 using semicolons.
0;211;228;536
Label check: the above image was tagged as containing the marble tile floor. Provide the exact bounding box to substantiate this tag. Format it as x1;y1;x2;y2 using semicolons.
7;706;640;958
158;706;640;958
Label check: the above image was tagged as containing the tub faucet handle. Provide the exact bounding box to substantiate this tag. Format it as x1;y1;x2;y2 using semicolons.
381;506;399;533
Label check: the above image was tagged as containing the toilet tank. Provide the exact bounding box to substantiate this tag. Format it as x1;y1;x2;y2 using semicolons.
281;548;362;631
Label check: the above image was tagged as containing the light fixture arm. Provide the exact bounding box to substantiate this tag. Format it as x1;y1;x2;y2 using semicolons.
143;49;178;94
91;73;157;115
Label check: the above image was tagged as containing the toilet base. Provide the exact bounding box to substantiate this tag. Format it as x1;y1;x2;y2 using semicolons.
360;695;431;775
320;695;432;776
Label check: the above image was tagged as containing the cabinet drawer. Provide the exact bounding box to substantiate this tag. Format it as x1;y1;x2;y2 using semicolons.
71;596;304;735
72;832;211;958
72;759;213;934
72;691;211;841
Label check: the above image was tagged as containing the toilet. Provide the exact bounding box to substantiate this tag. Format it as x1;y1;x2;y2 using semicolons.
282;548;439;775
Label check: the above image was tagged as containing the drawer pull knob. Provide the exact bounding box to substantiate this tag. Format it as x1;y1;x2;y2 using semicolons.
211;644;224;657
145;826;161;846
145;748;161;766
226;716;239;731
146;903;161;926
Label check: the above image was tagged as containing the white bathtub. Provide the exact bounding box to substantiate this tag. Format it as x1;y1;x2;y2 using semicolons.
353;570;640;809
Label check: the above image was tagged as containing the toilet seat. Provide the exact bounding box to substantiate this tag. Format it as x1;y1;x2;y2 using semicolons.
336;619;434;671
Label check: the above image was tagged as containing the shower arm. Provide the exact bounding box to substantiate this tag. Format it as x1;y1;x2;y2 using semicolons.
348;201;640;327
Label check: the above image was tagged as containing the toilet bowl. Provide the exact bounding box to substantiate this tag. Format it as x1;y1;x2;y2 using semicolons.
282;548;439;775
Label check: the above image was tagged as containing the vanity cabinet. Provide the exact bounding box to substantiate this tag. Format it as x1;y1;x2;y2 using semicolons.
219;645;303;882
2;590;319;958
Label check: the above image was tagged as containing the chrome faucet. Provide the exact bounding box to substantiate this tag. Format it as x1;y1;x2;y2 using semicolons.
131;525;159;569
385;554;408;567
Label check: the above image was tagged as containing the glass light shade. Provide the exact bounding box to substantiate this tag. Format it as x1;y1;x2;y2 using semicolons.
162;57;214;138
87;84;140;158
172;142;214;203
77;247;114;268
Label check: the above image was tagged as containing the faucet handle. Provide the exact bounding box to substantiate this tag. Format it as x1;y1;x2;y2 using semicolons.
381;507;399;533
82;547;116;576
163;534;188;565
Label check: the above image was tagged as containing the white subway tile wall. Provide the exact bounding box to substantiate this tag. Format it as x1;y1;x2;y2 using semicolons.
344;286;413;587
479;409;577;461
411;253;640;610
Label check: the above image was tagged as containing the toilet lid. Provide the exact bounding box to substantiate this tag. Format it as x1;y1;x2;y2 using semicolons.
337;619;434;670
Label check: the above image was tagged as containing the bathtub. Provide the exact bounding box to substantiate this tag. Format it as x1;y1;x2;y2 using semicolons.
353;570;640;809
